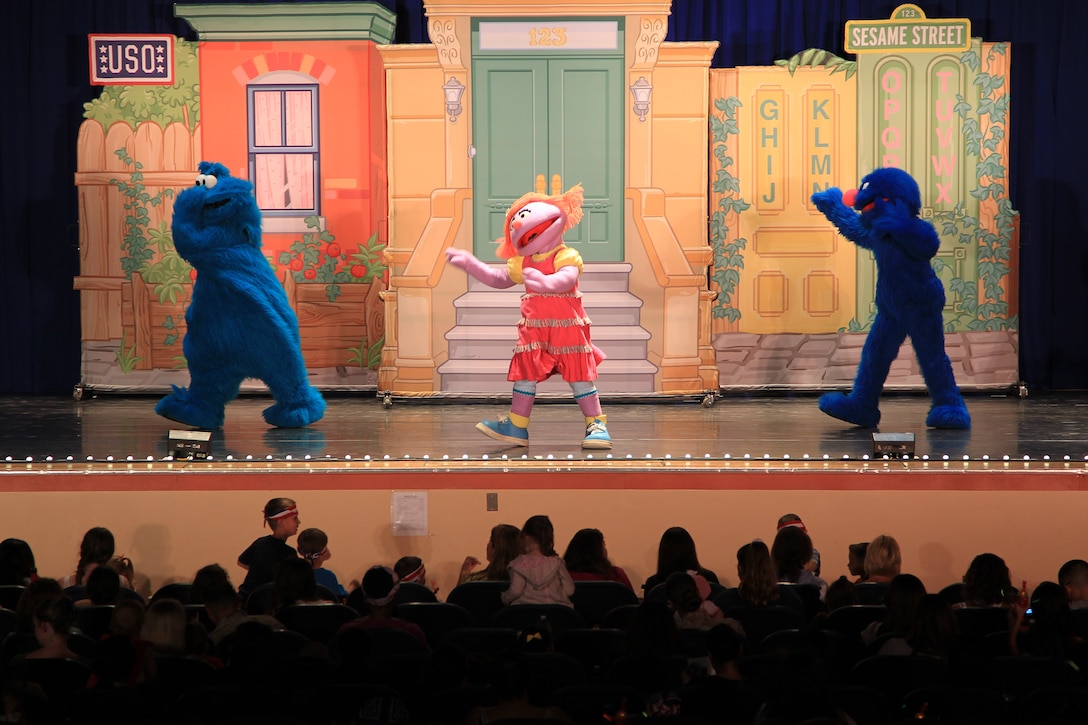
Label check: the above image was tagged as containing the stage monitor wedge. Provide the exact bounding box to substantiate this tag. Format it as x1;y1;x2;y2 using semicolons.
872;432;915;457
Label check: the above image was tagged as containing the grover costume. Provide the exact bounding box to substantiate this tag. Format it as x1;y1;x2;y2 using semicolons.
155;161;325;429
811;167;970;430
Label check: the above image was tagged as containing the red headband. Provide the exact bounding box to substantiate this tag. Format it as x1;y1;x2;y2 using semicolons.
265;505;298;527
777;520;807;532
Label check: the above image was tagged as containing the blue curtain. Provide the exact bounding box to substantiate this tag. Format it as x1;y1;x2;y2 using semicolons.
2;0;1083;392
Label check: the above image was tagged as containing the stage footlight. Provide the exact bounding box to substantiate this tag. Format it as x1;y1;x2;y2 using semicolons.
872;432;915;457
167;430;212;460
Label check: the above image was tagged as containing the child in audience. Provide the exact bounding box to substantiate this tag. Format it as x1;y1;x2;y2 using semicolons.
237;497;301;602
297;527;348;600
665;570;723;630
395;555;439;595
61;526;123;588
26;595;81;661
459;523;521;585
501;515;574;607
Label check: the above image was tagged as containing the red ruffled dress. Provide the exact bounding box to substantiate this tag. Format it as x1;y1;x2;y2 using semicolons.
506;245;606;383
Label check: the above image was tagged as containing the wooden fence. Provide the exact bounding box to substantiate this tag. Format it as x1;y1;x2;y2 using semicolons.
75;119;385;377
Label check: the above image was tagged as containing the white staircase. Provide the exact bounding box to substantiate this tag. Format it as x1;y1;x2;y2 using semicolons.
439;263;658;394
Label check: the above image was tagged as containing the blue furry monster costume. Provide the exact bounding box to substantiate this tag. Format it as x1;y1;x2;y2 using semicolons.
811;167;970;429
154;162;326;429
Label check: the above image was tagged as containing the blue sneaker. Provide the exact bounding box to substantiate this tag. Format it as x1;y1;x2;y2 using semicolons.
475;417;529;446
583;416;612;450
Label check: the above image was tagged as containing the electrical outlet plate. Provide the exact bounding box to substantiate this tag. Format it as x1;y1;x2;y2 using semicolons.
486;492;498;511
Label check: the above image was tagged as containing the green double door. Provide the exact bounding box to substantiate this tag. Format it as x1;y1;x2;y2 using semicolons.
472;56;624;262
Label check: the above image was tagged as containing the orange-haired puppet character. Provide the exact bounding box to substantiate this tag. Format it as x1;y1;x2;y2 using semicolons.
445;183;610;449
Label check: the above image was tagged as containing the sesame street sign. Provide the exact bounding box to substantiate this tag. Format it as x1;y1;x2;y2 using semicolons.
845;4;970;54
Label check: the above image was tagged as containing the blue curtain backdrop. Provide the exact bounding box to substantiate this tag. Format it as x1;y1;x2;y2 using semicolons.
1;0;1082;393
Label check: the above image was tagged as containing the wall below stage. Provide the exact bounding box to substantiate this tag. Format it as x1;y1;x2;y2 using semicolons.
1;468;1081;599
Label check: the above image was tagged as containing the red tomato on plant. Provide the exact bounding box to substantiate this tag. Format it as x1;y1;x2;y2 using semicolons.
303;268;317;280
289;258;304;272
189;269;198;281
350;265;366;278
326;243;341;257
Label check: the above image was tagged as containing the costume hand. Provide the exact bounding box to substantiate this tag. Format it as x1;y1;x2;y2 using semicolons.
445;247;481;273
523;266;578;293
445;248;514;288
811;187;844;215
869;197;912;235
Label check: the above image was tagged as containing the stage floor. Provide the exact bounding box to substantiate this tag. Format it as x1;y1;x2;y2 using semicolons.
2;390;1086;466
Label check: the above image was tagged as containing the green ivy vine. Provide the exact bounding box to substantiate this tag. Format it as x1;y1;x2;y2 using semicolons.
936;42;1018;332
710;96;750;322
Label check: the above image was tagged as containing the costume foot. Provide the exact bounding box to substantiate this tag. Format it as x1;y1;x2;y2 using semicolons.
926;403;971;429
818;392;881;428
262;387;327;428
583;417;612;450
476;417;529;447
155;386;224;430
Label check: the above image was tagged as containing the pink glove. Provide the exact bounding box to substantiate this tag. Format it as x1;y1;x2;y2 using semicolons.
522;266;578;293
445;248;514;289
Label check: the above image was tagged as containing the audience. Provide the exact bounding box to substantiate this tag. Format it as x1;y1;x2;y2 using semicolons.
1058;558;1088;609
297;527;350;601
24;595;82;661
643;526;720;595
465;651;573;723
5;518;1086;724
863;534;902;584
501;515;575;607
961;552;1016;608
847;541;868;582
271;557;328;611
458;523;521;585
0;538;38;586
61;526;122;589
202;578;284;647
237;497;301;602
861;573;926;647
562;527;634;588
771;525;828;598
338;565;428;647
665;570;723;630
777;514;820;576
717;539;805;618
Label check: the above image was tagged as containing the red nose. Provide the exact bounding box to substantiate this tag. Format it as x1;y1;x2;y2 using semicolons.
842;188;858;208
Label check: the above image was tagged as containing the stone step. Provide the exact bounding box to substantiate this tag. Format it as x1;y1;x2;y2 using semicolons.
445;325;650;360
437;358;659;395
454;291;644;326
467;262;634;293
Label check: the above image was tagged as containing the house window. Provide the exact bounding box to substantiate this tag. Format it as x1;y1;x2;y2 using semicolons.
247;84;319;217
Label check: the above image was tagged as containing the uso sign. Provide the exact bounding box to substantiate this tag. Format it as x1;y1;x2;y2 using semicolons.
89;34;174;85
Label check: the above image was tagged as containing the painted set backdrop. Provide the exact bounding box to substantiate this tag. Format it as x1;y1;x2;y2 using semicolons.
10;0;1082;396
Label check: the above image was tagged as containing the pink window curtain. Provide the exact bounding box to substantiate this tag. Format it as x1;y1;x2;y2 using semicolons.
252;88;316;211
255;155;314;210
252;91;283;147
285;91;313;146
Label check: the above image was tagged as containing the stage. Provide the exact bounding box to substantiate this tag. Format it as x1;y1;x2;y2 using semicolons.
2;391;1087;600
4;389;1088;465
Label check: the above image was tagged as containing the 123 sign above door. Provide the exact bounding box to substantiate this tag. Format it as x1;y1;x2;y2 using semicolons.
89;34;174;85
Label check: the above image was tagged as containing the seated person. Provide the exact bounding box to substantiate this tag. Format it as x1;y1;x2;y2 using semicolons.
337;566;427;647
562;528;634;589
459;523;521;585
202;579;284;647
642;527;719;595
